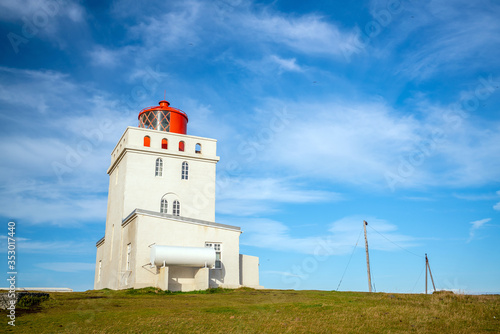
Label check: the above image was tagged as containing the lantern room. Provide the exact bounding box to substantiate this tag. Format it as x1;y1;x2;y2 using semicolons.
138;100;188;134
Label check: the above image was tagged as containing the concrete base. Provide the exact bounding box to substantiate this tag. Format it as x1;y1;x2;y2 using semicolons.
157;266;169;291
152;266;211;292
194;268;209;290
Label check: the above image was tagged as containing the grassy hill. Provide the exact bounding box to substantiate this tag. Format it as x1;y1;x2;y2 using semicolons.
2;288;499;333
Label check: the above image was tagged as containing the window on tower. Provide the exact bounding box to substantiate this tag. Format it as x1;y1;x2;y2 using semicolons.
160;198;168;213
195;143;201;154
179;141;185;151
162;138;168;149
155;158;163;177
173;200;180;216
126;243;131;271
181;161;188;180
144;136;151;147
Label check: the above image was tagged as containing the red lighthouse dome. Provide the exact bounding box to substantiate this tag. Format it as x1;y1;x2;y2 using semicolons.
138;100;188;134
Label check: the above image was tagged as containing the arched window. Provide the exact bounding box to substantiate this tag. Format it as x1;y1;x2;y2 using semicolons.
195;143;201;154
179;141;185;152
182;161;188;180
162;138;168;149
155;158;163;177
160;198;168;213
144;136;151;147
173;200;180;216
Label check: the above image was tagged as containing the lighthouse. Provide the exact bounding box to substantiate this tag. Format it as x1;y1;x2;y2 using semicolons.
94;99;261;291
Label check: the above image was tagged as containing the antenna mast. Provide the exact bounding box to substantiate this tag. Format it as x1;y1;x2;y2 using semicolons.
363;220;372;293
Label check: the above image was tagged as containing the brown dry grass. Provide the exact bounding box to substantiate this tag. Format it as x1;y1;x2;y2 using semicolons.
1;288;499;333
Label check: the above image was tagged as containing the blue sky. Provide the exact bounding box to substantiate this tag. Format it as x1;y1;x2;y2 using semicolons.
1;0;500;293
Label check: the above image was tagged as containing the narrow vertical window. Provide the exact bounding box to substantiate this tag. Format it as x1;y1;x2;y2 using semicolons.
144;136;151;147
162;138;168;149
126;243;131;270
110;224;114;260
155;158;163;177
205;243;222;269
179;141;185;151
195;143;201;154
98;260;102;282
173;200;180;216
181;161;188;180
160;198;168;213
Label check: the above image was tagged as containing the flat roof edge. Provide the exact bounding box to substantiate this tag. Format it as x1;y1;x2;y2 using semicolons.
122;209;241;232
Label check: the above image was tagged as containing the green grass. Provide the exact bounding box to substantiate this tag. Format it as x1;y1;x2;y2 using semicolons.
1;288;499;333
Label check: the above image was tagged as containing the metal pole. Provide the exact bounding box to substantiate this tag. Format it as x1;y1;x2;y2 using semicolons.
425;253;428;294
427;255;436;292
363;221;372;293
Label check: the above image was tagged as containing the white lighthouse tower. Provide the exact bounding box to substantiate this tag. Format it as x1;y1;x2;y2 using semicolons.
94;100;261;291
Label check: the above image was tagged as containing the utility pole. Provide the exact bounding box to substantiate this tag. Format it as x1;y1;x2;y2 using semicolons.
425;254;436;293
425;253;428;294
363;220;372;293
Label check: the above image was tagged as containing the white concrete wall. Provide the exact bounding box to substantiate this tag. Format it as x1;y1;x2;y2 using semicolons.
121;151;217;222
110;127;220;223
94;240;105;289
239;254;262;288
131;213;241;290
94;155;129;290
109;127;218;168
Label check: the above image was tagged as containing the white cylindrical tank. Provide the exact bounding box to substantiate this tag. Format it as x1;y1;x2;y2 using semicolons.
150;245;216;268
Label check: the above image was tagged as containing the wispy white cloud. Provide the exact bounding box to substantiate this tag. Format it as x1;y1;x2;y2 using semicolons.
451;191;500;211
180;98;237;140
1;0;86;52
494;191;500;211
0;66;76;114
467;218;491;243
261;270;306;279
36;262;95;273
89;46;135;67
401;196;435;202
0;67;133;225
217;200;277;216
224;54;305;76
0;237;93;254
127;1;203;52
105;0;358;69
0;186;107;225
453;193;499;201
256;100;419;187
216;177;341;216
269;55;303;73
0;0;85;23
237;10;357;57
228;216;418;255
379;0;500;81
218;177;339;203
0;235;29;241
244;97;500;189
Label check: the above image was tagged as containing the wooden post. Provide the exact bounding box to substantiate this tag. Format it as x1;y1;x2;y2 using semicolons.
425;253;428;294
363;220;372;293
427;255;436;292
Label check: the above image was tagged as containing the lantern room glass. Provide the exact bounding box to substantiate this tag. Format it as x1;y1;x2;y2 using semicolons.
139;110;171;132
